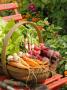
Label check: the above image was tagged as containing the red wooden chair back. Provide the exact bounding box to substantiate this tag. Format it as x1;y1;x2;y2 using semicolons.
0;3;22;21
0;74;67;90
44;74;67;90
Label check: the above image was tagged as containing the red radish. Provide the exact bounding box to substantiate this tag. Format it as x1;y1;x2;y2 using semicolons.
36;55;42;60
28;43;61;62
40;43;47;50
32;50;39;56
53;51;61;59
28;50;33;55
25;53;32;58
42;57;49;62
40;43;49;51
34;45;40;51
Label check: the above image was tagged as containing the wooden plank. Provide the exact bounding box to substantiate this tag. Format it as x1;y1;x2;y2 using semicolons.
0;75;8;81
44;74;62;85
0;3;18;11
3;14;22;21
48;77;67;89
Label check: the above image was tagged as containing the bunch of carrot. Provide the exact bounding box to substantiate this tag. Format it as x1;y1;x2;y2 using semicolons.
7;52;49;69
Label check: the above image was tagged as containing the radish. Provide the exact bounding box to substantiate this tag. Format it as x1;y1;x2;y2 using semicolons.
18;51;23;57
53;51;61;59
36;55;42;60
7;55;14;61
32;50;39;56
34;45;40;51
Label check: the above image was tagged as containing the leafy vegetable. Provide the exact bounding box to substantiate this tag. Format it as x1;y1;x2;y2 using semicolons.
36;19;67;59
60;84;67;90
56;60;67;75
0;18;39;56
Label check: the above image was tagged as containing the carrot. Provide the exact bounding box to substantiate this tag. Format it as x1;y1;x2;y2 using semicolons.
22;56;40;67
19;58;30;68
35;59;44;65
64;71;67;76
35;60;49;69
8;61;28;69
35;59;49;65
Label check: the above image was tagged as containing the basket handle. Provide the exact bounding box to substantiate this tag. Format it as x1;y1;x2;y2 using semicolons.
1;21;43;76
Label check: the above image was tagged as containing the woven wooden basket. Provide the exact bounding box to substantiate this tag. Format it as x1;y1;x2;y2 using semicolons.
1;21;50;82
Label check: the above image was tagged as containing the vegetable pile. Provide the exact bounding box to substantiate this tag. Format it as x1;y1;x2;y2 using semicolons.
29;43;61;62
7;51;49;69
0;18;62;72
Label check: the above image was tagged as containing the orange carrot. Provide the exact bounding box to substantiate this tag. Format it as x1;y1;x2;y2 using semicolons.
22;56;40;67
8;61;28;69
35;59;49;65
64;71;67;76
19;58;30;68
35;59;44;65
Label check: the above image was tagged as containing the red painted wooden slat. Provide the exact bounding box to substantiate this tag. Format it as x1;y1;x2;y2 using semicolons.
0;3;18;11
44;74;62;85
47;77;67;90
3;14;22;21
0;76;7;81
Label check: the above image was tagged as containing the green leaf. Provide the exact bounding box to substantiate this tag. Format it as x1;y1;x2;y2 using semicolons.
3;20;15;34
65;63;67;70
